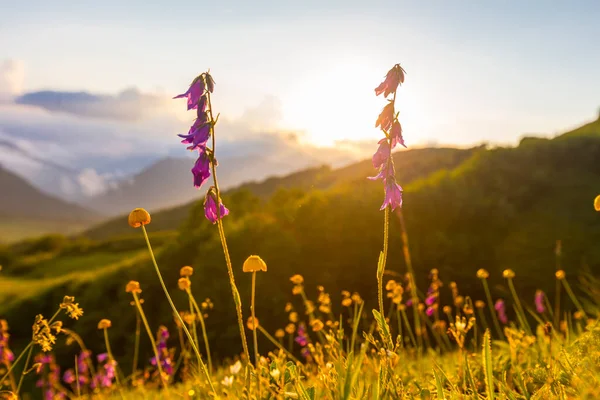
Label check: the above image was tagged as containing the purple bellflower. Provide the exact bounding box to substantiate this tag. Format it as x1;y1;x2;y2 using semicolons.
204;189;229;224
535;290;546;314
192;150;211;189
495;299;508;324
375;64;406;98
173;79;205;110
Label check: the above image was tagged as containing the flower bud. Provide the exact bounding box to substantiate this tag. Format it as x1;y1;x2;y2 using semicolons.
178;277;191;291
128;208;151;228
97;319;112;329
595;195;600;211
180;266;194;277
555;270;566;280
476;269;489;279
126;281;142;294
502;269;515;279
243;255;267;273
246;317;259;331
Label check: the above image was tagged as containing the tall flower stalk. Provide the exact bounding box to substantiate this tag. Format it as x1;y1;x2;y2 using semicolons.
370;64;406;320
174;72;250;364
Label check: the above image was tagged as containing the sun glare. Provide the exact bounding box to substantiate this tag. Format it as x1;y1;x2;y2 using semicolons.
282;61;422;148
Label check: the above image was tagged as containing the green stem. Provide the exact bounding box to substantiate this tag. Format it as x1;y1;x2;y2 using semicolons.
205;73;250;364
0;342;33;389
132;292;168;389
481;279;505;340
103;328;123;391
398;210;422;351
251;271;259;367
140;226;215;393
15;343;33;394
257;325;300;364
188;290;213;374
562;279;587;318
400;308;417;348
378;206;390;318
507;278;532;335
132;310;141;378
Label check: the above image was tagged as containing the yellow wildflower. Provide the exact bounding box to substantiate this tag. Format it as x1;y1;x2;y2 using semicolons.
97;319;112;329
180;266;194;277
243;255;267;272
128;208;151;228
126;281;142;294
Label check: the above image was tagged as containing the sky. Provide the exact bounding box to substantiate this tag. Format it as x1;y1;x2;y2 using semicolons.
1;0;600;200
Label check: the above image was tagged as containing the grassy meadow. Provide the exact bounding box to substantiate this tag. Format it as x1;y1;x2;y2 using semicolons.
1;69;600;400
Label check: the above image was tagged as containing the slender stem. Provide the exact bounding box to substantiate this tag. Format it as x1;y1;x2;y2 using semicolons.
15;344;33;394
132;292;168;389
140;225;215;393
257;326;300;364
251;271;259;367
562;279;587;318
132;311;141;378
74;354;81;398
0;342;33;388
481;279;505;340
187;289;213;374
206;84;251;364
188;296;199;349
507;278;532;335
103;328;123;390
398;210;422;350
216;219;251;363
400;308;417;348
378;206;390;318
350;301;364;353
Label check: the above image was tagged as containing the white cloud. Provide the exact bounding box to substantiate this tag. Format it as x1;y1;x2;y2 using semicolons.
0;59;25;101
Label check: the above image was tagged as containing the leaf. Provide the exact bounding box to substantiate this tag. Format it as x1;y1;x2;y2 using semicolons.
482;329;495;400
376;251;385;281
372;309;393;349
433;367;446;400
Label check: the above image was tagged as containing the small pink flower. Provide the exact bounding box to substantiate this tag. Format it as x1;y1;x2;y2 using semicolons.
374;64;406;97
375;102;395;132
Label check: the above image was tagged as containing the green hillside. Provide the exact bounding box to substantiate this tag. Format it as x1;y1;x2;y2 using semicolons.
82;146;481;240
2;120;600;369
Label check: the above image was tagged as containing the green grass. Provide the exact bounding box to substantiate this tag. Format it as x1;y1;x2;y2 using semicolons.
0;218;89;244
0;249;149;314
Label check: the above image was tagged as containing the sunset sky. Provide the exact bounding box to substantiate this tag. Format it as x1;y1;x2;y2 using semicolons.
2;0;599;148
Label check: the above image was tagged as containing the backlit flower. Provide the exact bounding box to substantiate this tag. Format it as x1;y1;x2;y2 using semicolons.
246;317;259;331
375;64;406;97
242;255;267;272
555;270;566;280
372;140;391;170
97;319;112;330
375;102;395;132
476;269;489;279
126;280;142;294
389;120;406;148
179;120;210;151
290;275;304;285
381;180;403;211
173;78;205;110
180;266;194;277
192;150;211;189
502;269;515;279
128;208;151;228
594;195;600;211
204;190;229;224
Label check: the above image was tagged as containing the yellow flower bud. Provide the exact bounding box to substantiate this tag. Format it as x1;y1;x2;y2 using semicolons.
289;312;298;323
246;317;259;331
502;269;515;279
180;266;194;277
126;280;142;294
285;323;296;334
290;274;304;284
310;319;324;332
178;277;191;291
443;305;452;314
275;329;285;339
341;298;353;307
555;270;566;280
128;208;151;228
595;195;600;211
385;280;397;291
476;269;489;279
243;255;267;273
475;300;485;309
97;319;112;329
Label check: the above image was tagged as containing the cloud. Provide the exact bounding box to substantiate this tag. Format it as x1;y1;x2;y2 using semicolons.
0;79;366;208
0;59;25;101
14;87;174;121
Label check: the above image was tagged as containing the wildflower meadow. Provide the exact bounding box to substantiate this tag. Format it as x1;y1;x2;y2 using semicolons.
2;65;600;400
